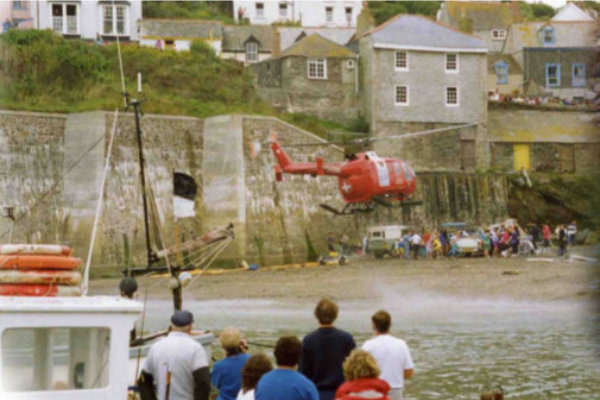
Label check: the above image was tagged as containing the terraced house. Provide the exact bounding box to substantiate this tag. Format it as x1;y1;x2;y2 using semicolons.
503;15;598;101
359;15;488;170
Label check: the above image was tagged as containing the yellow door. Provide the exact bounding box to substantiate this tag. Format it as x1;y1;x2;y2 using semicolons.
513;144;530;171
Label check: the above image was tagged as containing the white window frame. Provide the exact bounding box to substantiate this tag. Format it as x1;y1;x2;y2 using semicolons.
102;4;129;36
279;2;288;17
347;59;355;69
445;53;459;73
445;86;459;107
255;2;265;17
395;51;408;71
245;41;258;62
307;58;327;79
325;6;334;23
395;85;409;106
491;29;506;41
51;2;79;35
345;7;353;25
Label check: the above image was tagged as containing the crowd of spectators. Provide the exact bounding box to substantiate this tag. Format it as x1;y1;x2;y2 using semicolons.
139;299;413;400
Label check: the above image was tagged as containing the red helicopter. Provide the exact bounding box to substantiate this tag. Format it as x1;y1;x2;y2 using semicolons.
270;136;419;215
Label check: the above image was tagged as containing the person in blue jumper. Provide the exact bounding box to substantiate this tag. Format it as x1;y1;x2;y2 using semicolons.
211;327;251;400
255;336;319;400
299;298;356;400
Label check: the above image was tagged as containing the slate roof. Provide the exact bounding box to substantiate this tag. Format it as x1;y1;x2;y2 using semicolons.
140;19;223;39
222;25;277;52
365;14;487;53
279;33;356;58
488;54;522;74
278;27;355;52
440;1;523;31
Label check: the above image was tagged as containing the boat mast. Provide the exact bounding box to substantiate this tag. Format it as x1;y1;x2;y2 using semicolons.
131;97;154;269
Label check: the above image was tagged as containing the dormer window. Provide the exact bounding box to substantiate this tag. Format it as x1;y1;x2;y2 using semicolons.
542;26;555;46
491;29;506;41
245;41;258;62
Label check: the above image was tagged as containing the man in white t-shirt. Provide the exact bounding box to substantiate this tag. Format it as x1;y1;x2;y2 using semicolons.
139;310;210;400
410;233;422;260
362;310;414;400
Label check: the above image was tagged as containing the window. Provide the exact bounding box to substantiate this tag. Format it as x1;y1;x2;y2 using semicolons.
308;58;327;79
545;63;560;87
279;3;288;17
256;3;264;17
395;85;409;105
446;86;459;106
12;1;26;10
164;39;175;49
347;59;355;69
345;7;353;24
542;26;555;46
572;63;586;87
103;5;128;35
2;327;110;392
395;51;408;70
51;3;78;35
445;53;458;72
491;29;506;40
495;61;508;84
246;42;258;62
326;7;333;22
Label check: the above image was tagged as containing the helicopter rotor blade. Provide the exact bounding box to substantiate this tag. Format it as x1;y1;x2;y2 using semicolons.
256;123;478;150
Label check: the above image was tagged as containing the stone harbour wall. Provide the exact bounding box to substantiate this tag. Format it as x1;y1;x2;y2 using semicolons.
0;110;511;269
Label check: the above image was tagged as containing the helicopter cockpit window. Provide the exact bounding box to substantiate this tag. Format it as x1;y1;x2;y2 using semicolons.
1;327;111;392
402;163;412;181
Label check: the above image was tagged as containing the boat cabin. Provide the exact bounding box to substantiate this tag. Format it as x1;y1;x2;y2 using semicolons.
0;296;142;400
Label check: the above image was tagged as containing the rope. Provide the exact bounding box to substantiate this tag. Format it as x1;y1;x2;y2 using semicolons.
81;109;120;296
113;0;127;107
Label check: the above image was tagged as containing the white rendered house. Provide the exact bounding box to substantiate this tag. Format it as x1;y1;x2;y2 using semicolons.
18;0;142;40
233;0;363;27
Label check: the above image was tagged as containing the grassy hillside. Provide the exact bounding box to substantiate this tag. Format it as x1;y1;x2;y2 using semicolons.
0;29;356;136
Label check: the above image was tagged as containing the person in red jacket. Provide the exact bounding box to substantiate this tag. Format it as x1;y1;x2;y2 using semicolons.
335;350;390;400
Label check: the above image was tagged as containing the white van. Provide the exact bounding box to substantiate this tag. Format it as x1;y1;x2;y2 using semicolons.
367;225;411;258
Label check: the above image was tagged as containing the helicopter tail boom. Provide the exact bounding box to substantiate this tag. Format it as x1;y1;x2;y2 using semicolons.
270;137;342;178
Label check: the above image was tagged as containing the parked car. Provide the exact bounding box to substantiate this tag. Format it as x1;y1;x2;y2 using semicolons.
366;225;411;258
440;222;483;256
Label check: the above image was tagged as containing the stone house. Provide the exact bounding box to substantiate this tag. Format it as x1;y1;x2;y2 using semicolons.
359;14;488;171
251;33;359;123
233;0;363;28
503;20;598;100
0;0;142;40
221;25;277;64
488;54;522;95
139;19;223;53
437;1;523;53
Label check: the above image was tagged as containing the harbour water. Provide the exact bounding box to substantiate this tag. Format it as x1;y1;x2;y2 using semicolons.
142;290;600;399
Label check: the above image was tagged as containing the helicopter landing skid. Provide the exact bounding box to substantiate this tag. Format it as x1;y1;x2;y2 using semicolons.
373;196;423;208
319;203;375;215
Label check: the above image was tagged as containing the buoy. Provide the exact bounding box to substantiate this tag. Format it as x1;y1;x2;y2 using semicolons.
0;255;81;270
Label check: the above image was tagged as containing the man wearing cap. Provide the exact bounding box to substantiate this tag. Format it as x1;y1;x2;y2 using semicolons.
138;310;210;400
211;327;250;400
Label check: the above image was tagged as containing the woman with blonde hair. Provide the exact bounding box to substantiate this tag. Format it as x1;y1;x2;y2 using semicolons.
335;350;390;400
